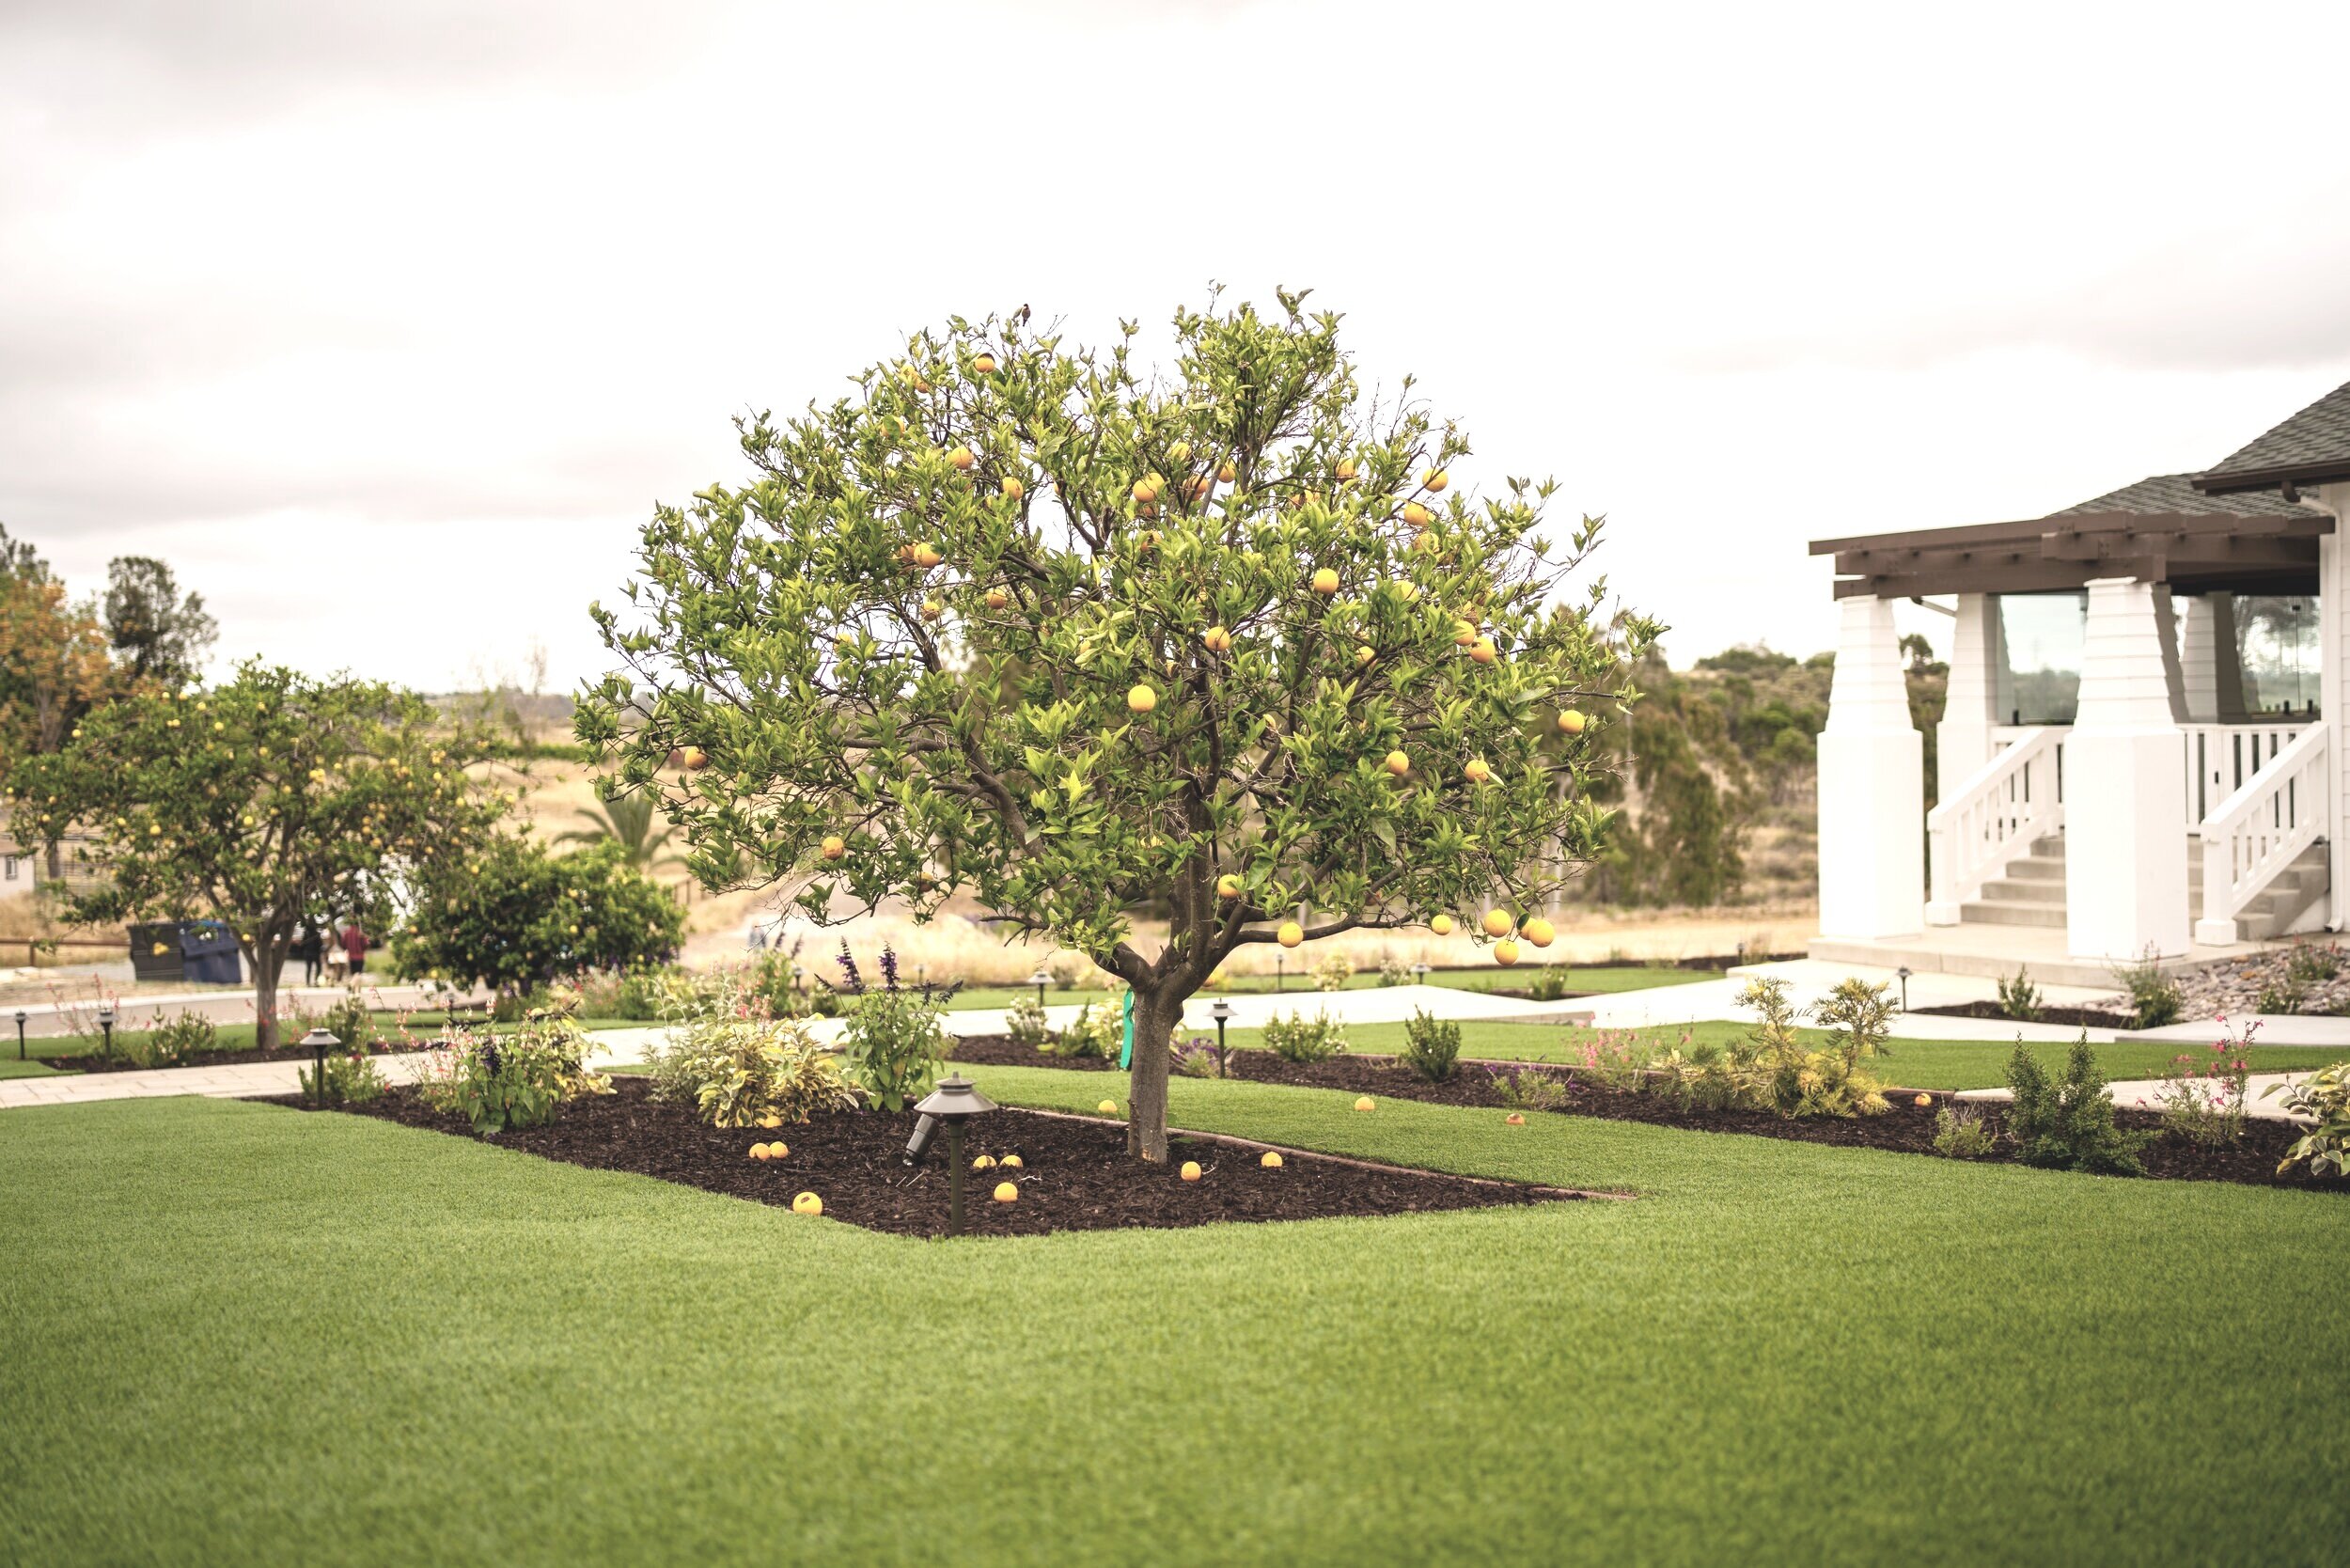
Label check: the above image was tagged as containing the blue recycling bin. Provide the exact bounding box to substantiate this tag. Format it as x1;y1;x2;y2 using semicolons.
179;921;243;985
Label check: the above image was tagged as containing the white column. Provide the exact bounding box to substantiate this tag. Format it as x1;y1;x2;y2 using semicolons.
1817;595;1924;938
2317;490;2349;933
2064;577;2189;960
1937;593;2000;799
2179;595;2227;723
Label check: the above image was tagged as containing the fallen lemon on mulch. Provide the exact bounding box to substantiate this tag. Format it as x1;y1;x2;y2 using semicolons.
791;1192;822;1215
1180;1161;1202;1181
758;1115;783;1129
1260;1151;1283;1168
993;1182;1018;1202
1505;1113;1526;1125
1354;1095;1376;1112
1097;1099;1119;1115
972;1154;995;1169
1914;1093;1933;1107
1001;1153;1024;1169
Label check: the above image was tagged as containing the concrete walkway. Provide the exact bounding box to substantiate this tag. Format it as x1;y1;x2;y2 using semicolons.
1956;1072;2317;1122
7;982;483;1041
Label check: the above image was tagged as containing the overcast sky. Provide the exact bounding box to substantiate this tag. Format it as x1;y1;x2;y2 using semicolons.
8;0;2350;692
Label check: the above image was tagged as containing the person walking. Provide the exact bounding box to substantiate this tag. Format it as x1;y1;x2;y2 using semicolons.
295;920;324;986
338;920;368;980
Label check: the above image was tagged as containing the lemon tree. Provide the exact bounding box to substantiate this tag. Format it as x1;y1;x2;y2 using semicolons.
8;663;501;1048
579;290;1655;1161
393;835;685;1003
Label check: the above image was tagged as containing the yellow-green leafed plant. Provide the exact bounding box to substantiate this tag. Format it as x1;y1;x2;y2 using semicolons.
1736;975;1890;1119
2267;1060;2350;1177
680;1019;861;1127
577;290;1658;1162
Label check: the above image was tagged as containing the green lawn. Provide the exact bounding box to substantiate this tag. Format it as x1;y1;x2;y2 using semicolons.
1;1071;2344;1564
939;965;1709;1015
0;1058;66;1079
29;1013;638;1060
1212;1017;2350;1091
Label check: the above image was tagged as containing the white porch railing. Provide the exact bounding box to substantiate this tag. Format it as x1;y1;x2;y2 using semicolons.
1926;726;2063;925
2193;722;2330;947
2183;720;2311;825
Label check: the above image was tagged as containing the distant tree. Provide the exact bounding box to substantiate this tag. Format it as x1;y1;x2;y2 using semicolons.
103;557;217;686
8;665;502;1047
393;835;685;1001
1899;632;1935;673
0;531;115;881
557;792;679;870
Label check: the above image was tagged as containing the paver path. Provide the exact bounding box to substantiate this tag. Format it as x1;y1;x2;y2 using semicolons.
1955;1072;2317;1122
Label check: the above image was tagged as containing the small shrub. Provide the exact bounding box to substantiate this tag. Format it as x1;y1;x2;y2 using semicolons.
1735;975;1891;1119
2110;949;2183;1030
415;1018;610;1135
1263;1009;1347;1063
1171;1037;1227;1078
2285;941;2341;986
837;989;948;1113
2255;980;2307;1016
1574;1030;1661;1093
318;993;374;1049
1997;966;2042;1023
1376;955;1411;988
1005;994;1052;1049
300;1049;388;1106
1491;1066;1566;1111
1399;1010;1461;1082
2005;1037;2146;1174
2266;1060;2350;1177
691;1020;861;1127
1050;1002;1122;1060
1312;952;1355;993
1527;965;1575;1003
128;1010;216;1068
1932;1105;1998;1157
1048;960;1080;992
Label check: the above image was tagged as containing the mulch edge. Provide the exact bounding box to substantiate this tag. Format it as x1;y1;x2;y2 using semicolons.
1011;1106;1634;1201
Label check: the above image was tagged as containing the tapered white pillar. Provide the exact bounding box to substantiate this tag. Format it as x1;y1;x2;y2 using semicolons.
1818;595;1923;938
1937;593;2001;800
2065;577;2189;961
2179;594;2248;723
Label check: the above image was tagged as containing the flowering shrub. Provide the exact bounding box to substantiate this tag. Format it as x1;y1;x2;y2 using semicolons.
834;945;950;1110
2154;1018;2257;1145
2267;1061;2350;1177
1005;994;1052;1049
301;1049;388;1106
1263;1009;1347;1063
126;1010;216;1069
414;1017;611;1135
1312;953;1355;993
1574;1030;1668;1093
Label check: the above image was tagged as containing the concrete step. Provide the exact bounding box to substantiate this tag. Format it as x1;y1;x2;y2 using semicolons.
2006;856;2066;882
1980;877;2065;906
1958;899;2067;928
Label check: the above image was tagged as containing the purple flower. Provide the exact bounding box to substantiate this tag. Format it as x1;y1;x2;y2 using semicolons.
836;942;863;994
880;946;900;991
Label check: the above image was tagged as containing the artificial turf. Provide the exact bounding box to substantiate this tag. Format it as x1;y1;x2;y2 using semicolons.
1214;1017;2350;1090
1;1070;2345;1565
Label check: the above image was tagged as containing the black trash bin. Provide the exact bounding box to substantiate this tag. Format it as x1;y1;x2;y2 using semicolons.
129;922;186;983
180;921;243;986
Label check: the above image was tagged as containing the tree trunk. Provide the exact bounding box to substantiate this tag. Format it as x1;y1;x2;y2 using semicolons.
253;949;281;1052
1124;988;1185;1163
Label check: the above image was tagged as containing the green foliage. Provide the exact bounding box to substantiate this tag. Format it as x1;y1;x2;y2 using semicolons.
1997;966;2042;1023
103;555;216;686
1048;1001;1122;1060
2004;1037;2147;1175
2155;1022;2256;1147
8;663;501;1047
2110;950;2184;1030
677;1019;861;1128
837;982;948;1111
394;836;685;1000
1526;964;1574;1003
126;1010;216;1069
1932;1105;1998;1157
321;994;373;1049
1399;1009;1461;1082
1375;955;1410;987
2266;1060;2350;1177
1490;1065;1567;1110
574;289;1655;1156
1005;994;1052;1048
2285;941;2341;986
556;792;679;871
1262;1009;1347;1063
415;1018;611;1136
1311;952;1355;993
299;1048;388;1106
1743;976;1891;1119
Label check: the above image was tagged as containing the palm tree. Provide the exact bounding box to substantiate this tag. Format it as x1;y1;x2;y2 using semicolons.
558;793;679;870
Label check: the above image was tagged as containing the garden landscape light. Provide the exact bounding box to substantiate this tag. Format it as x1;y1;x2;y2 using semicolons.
302;1028;339;1105
1896;966;1912;1012
1411;963;1431;984
1027;967;1050;1011
1211;996;1232;1077
97;1005;116;1065
901;1074;997;1237
14;1008;24;1061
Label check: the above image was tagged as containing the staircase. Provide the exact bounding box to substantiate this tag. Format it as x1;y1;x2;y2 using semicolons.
1962;833;2330;940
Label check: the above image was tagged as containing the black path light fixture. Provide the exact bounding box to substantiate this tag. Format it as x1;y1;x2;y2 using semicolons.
14;1008;25;1062
1027;966;1050;1011
1896;966;1913;1013
1211;997;1233;1078
97;1005;116;1066
901;1074;998;1237
302;1027;341;1105
1274;953;1285;992
1411;963;1432;985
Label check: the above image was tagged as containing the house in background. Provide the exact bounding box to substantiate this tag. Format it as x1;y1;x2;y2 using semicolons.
1808;378;2349;985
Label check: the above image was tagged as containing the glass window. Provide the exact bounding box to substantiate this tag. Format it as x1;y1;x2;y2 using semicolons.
1997;592;2085;725
2233;595;2320;715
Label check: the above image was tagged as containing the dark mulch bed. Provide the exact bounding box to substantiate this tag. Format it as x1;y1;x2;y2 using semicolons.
279;1076;1583;1237
946;1037;2343;1194
1907;1000;2135;1029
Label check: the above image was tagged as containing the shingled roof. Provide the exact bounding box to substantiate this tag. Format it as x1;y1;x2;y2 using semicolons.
2192;378;2350;496
2052;472;2326;520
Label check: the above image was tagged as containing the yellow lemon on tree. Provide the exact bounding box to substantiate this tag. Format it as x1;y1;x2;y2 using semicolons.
1127;683;1157;713
1557;708;1588;734
1469;638;1497;665
993;1182;1018;1203
1310;567;1340;595
680;745;710;770
1168;440;1191;463
947;446;975;471
1494;940;1522;966
1464;759;1492;783
1277;920;1304;949
913;542;943;569
1354;1095;1376;1112
791;1192;822;1215
1098;1099;1120;1115
1452;619;1478;646
1403;501;1434;529
971;353;996;374
1217;873;1244;900
1422;467;1449;492
1522;917;1556;949
1202;624;1232;652
984;588;1009;609
1384;750;1410;776
1430;913;1455;935
1180;1161;1202;1182
1000;474;1024;498
1218;460;1237;482
821;835;847;861
1260;1151;1284;1168
1355;645;1375;666
1481;909;1515;938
